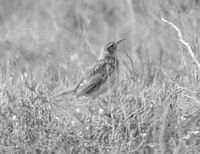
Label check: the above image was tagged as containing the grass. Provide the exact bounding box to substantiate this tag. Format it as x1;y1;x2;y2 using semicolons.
0;0;200;153
1;57;200;154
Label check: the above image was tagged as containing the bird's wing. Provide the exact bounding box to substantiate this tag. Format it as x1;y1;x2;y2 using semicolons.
49;59;111;99
76;72;108;97
56;59;107;97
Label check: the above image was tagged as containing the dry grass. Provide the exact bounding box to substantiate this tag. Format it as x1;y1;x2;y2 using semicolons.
0;0;200;154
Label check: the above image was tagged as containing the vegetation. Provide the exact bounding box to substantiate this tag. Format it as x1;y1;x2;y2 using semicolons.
0;0;200;153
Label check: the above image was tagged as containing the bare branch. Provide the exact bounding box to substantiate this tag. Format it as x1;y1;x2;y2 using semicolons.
161;17;200;70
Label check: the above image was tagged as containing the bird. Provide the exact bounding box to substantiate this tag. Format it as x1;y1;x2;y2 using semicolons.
50;39;125;100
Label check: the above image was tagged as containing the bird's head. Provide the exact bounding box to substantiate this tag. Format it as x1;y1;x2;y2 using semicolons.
105;39;126;54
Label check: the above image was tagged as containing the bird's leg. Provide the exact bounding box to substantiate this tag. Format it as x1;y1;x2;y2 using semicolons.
86;97;104;118
98;97;109;109
86;98;96;116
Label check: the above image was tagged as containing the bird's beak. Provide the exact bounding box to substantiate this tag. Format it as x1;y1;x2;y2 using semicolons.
116;39;126;45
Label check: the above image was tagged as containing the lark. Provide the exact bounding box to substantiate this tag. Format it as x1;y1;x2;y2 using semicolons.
50;39;125;99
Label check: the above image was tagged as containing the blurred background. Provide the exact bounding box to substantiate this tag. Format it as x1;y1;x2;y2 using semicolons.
0;0;200;85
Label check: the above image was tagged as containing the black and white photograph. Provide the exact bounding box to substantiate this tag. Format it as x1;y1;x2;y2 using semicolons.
0;0;200;153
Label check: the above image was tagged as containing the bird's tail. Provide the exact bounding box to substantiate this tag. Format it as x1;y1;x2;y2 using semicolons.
49;88;76;99
49;78;83;100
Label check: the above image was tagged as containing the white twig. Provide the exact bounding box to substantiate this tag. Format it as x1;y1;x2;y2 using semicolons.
161;18;200;70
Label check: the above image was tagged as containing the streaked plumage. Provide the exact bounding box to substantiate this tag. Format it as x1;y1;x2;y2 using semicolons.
50;39;125;99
